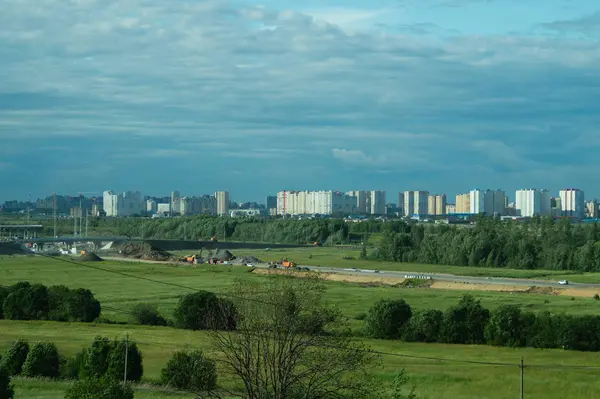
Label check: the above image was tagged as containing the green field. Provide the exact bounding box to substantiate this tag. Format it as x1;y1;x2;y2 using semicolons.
2;255;600;398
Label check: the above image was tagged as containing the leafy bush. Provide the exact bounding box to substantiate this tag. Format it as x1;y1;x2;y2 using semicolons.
131;304;167;326
364;299;412;339
161;350;217;391
485;305;534;347
0;339;30;376
21;342;61;378
106;339;144;382
439;295;490;345
48;286;101;323
0;367;14;399
47;285;72;321
174;291;237;331
3;284;49;320
79;337;113;379
65;378;134;399
60;351;85;380
403;309;443;343
0;286;9;319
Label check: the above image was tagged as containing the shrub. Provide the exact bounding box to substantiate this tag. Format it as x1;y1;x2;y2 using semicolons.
161;350;217;392
0;339;30;376
60;351;85;380
65;378;134;399
439;295;490;345
364;299;412;339
594;294;600;301
131;304;167;326
354;312;367;321
67;288;101;322
0;286;9;319
3;284;49;320
21;342;61;378
79;337;113;379
0;367;14;399
174;291;237;331
106;339;144;382
403;309;443;343
485;306;532;347
47;285;72;321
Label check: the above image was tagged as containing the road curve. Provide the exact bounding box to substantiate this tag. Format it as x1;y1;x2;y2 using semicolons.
101;256;600;290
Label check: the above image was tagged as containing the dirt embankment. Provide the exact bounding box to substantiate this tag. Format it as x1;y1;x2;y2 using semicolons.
254;269;600;298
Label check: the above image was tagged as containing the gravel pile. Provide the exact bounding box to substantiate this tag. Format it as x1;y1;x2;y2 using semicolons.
118;242;174;261
233;256;262;265
80;252;103;262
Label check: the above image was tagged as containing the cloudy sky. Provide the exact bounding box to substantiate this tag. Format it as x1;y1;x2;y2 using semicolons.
1;0;599;203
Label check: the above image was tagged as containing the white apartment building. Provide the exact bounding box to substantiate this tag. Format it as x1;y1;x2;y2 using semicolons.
369;190;386;215
586;200;598;218
277;190;356;216
560;189;585;219
428;194;447;216
146;199;158;214
157;203;171;214
171;191;181;214
469;189;505;215
515;189;552;217
216;191;230;216
103;190;144;217
180;195;217;215
404;191;429;216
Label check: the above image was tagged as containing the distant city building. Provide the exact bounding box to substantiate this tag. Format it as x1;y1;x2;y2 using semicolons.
586;200;598;218
266;196;277;214
216;191;230;216
515;189;552;217
369;191;386;215
277;190;356;216
347;191;369;214
91;204;100;217
70;206;83;218
560;189;585;219
230;209;261;218
469;189;505;215
171;191;181;215
404;191;428;216
146;199;158;214
180;195;217;215
551;197;562;217
397;192;405;216
157;203;171;214
446;203;456;214
103;190;144;217
428;194;447;216
456;193;470;214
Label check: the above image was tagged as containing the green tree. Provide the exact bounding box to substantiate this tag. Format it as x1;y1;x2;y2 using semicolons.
174;291;236;331
403;309;443;343
161;350;217;392
484;305;530;347
364;299;413;339
65;378;133;399
0;339;29;376
439;295;490;345
131;304;167;326
21;342;61;378
105;339;143;382
0;367;14;399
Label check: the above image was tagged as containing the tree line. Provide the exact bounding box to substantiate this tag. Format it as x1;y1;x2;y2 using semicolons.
364;294;600;352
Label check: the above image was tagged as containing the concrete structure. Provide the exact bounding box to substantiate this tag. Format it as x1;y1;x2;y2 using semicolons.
369;191;386;215
157;203;171;214
456;193;470;214
428;194;447;216
397;193;405;216
515;189;552;217
146;199;158;214
171;191;181;215
103;190;144;217
404;191;428;216
266;196;277;214
216;191;230;216
587;200;598;218
446;204;456;214
179;196;217;216
347;191;369;214
277;190;356;216
560;189;585;219
91;204;100;217
551;197;562;217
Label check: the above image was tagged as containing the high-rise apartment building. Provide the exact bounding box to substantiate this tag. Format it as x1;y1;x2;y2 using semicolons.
428;194;447;216
146;199;158;214
456;193;470;213
586;200;598;218
277;190;356;216
560;189;585;219
103;190;144;217
347;191;369;214
469;189;505;215
369;191;386;215
404;191;428;216
397;192;405;216
446;204;456;214
515;189;552;217
216;191;230;216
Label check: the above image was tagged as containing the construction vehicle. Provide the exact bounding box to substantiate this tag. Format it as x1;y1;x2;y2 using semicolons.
180;254;199;264
280;258;297;268
210;235;218;242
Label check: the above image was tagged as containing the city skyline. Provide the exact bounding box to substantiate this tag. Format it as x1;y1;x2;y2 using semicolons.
1;1;600;201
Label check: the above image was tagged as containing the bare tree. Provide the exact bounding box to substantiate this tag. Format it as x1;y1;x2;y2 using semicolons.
208;274;382;399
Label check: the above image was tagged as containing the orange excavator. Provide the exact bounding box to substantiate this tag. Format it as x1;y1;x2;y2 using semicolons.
280;258;297;268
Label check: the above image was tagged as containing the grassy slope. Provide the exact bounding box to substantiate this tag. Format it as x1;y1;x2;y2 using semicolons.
1;321;600;399
227;247;600;283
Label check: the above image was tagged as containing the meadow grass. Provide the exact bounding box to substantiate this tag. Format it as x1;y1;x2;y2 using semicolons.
1;320;600;399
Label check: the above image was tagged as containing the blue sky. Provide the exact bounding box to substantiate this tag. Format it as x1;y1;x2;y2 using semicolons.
1;0;599;203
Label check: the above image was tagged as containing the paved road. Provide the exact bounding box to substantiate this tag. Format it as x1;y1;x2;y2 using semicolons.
101;256;600;290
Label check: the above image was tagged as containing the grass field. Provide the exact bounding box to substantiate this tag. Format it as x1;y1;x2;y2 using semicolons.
223;247;600;283
2;254;600;398
2;321;600;399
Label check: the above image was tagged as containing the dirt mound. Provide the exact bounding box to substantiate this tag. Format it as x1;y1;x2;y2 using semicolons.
213;249;234;261
80;252;103;262
233;256;262;265
525;286;557;295
0;242;26;255
117;242;174;261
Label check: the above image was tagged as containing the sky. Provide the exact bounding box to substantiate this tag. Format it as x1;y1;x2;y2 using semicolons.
1;0;599;203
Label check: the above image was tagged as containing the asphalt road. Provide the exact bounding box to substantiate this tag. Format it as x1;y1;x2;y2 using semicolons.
101;256;600;290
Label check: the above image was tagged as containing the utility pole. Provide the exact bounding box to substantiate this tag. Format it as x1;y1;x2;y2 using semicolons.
123;333;129;383
53;192;57;237
520;358;524;399
85;209;88;238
